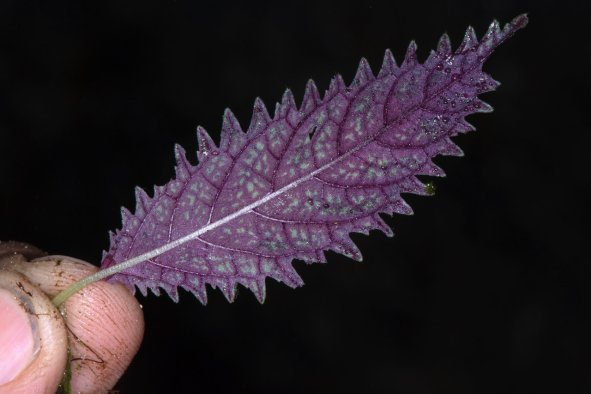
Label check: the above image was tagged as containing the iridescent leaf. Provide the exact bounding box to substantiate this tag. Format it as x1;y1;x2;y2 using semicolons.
101;15;527;303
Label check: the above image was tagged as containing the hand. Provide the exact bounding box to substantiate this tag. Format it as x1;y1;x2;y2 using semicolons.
0;242;144;393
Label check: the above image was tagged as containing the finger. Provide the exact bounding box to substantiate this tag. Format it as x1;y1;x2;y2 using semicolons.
16;256;145;393
0;241;46;261
0;261;68;394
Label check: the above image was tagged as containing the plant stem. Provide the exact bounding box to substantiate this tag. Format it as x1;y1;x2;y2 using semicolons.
51;269;106;307
51;257;141;307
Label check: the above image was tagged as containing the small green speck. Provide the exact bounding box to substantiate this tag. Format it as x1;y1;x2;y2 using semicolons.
425;182;436;196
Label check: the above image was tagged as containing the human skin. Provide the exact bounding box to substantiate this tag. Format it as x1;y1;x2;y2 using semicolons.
0;241;144;393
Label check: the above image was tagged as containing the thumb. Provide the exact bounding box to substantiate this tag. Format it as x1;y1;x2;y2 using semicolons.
18;256;145;393
0;243;145;393
0;267;68;393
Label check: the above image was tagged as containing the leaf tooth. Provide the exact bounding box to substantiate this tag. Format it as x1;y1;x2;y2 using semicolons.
248;97;272;134
425;49;440;68
184;279;208;304
196;126;218;162
247;279;266;303
487;19;502;39
254;280;266;303
301;79;320;114
329;226;362;261
378;48;398;77
173;143;192;181
120;206;132;226
390;195;414;215
373;213;394;237
152;286;163;297
478;19;501;55
220;108;245;151
282;88;296;106
402;176;429;195
472;98;494;113
173;142;186;160
402;40;418;68
455;119;476;134
352;57;375;86
458;25;479;53
135;282;148;297
134;186;151;214
107;235;114;249
194;290;208;305
275;89;296;119
421;161;446;177
152;185;164;200
297;252;317;264
335;239;363;262
316;250;328;264
326;74;346;97
352;224;371;236
490;77;501;90
438;137;464;157
277;257;304;287
254;96;269;115
163;285;179;302
473;73;501;93
222;108;243;134
349;245;363;262
220;280;238;303
437;33;452;56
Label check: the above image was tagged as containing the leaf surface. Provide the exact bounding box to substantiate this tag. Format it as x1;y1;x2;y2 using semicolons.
101;15;527;303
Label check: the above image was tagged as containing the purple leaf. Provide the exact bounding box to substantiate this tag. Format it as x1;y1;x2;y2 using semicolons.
101;15;527;303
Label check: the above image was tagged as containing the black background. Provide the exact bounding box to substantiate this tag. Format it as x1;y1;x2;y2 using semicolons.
1;0;589;393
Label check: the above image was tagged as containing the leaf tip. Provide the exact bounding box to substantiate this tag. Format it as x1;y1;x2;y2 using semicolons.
511;13;529;29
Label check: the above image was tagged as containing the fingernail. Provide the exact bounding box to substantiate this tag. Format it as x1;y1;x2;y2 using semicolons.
0;289;38;385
